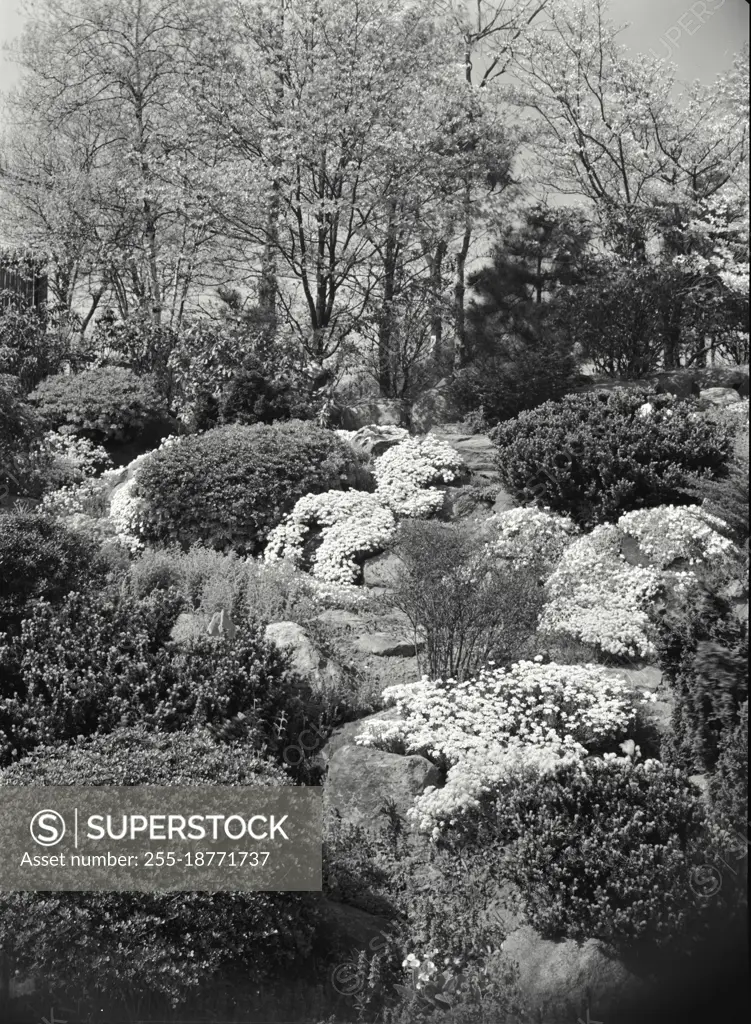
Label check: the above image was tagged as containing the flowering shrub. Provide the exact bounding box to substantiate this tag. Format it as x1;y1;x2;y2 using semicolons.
265;490;396;584
492;758;708;947
490;388;734;525
356;660;637;835
483;506;579;569
618;504;737;568
133;421;363;553
540;507;740;660
540;525;662;659
40;477;110;519
374;434;465;517
39;430;112;483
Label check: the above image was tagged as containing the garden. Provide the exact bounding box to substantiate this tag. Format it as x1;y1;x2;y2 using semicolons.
0;1;748;1023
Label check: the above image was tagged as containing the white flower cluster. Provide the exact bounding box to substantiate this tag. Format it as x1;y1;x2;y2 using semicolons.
41;477;108;518
102;436;184;553
108;476;146;553
265;432;467;582
356;660;636;836
483;507;579;569
373;434;465;517
540;525;661;659
617;505;737;568
264;490;397;584
40;431;112;478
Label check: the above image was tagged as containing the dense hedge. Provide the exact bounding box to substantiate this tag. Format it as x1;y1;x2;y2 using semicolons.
0;728;316;1014
0;509;101;634
0;725;289;785
490;389;734;525
1;373;44;500
134;420;365;553
29;366;174;444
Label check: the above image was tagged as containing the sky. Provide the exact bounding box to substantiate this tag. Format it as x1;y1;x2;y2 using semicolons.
0;0;748;94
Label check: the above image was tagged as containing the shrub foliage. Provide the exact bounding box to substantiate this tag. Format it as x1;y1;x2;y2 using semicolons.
490;389;733;525
134;421;363;553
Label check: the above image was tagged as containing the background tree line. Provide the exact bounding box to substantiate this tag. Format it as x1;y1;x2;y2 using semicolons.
0;0;748;410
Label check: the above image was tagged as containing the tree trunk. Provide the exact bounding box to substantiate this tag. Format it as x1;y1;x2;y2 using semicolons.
453;184;472;369
662;298;682;369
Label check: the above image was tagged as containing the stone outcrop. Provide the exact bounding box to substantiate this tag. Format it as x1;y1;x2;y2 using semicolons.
264;621;345;690
362;550;403;587
345;424;409;459
409;379;462;433
698;386;744;408
324;744;440;826
340;399;406;431
501;925;650;1022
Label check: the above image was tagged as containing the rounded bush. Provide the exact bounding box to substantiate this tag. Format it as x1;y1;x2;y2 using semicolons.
493;758;707;947
134;421;365;553
0;509;100;633
29;366;174;445
490;389;734;526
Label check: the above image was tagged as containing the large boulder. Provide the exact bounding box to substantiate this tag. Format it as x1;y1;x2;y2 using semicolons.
320;709;401;765
362;550;403;587
409;379;462;433
264;621;345;690
324;744;440;826
698;386;744;408
354;632;421;657
346;424;409;459
695;365;749;397
501;925;650;1022
340;399;406;431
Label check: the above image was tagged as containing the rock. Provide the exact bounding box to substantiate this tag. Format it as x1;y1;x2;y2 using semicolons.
315;608;365;631
492;485;517;513
434;430;501;484
340;400;406;431
698;386;744;408
321;708;401;765
597;664;662;692
440;484;492;521
652;370;701;400
501;925;649;1022
409;379;462;433
354;632;420;657
362;550;403;587
324;745;441;826
314;898;392;958
170;612;208;644
346;424;409;459
264;621;345;690
695;365;749;397
207;608;237;638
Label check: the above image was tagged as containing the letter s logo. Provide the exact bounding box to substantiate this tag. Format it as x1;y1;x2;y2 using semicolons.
30;809;66;847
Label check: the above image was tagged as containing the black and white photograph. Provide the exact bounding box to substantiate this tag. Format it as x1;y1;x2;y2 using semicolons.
0;1;748;1022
